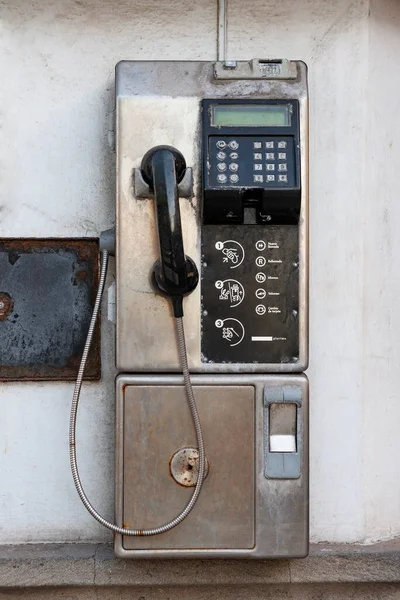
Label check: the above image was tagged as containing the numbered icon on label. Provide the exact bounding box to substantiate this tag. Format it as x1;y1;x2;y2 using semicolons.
255;272;266;284
216;279;245;307
255;304;266;316
215;318;245;347
255;256;266;268
255;240;266;251
255;288;266;299
215;240;245;268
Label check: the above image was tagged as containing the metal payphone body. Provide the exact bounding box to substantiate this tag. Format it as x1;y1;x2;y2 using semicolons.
115;59;309;558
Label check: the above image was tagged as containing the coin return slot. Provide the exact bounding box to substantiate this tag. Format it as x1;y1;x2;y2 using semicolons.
269;402;297;452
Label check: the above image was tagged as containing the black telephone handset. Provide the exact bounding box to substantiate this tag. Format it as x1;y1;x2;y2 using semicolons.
141;146;198;317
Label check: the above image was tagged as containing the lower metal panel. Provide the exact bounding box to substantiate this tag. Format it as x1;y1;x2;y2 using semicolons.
115;373;308;559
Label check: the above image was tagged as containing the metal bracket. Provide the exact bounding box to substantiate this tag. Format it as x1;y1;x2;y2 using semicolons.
214;58;298;80
133;168;194;199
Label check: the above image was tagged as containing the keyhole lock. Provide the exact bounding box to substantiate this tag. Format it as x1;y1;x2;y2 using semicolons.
169;447;209;488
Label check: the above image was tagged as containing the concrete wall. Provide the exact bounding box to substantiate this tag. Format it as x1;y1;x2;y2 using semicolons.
0;0;399;545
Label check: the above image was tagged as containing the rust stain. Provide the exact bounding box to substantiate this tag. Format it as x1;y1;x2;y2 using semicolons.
0;293;13;321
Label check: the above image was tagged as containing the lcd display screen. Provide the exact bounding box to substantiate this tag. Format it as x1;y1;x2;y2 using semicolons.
212;104;291;127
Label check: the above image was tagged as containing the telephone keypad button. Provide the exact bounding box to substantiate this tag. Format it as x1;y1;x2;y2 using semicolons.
278;174;288;182
228;140;239;150
217;140;227;149
253;141;262;149
278;152;287;160
230;174;239;183
217;173;228;183
266;164;275;171
278;163;287;172
254;164;263;171
229;163;239;172
254;174;264;182
253;153;262;160
230;152;239;160
278;141;287;148
266;174;275;182
265;141;274;149
266;152;275;160
216;151;226;160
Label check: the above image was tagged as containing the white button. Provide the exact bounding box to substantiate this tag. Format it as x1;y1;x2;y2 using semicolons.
217;151;226;160
217;140;226;149
230;152;239;160
278;152;287;160
266;152;275;160
278;141;287;149
278;163;287;171
255;288;266;299
229;140;239;150
229;163;239;172
254;164;262;171
266;164;275;171
253;174;263;182
255;272;266;283
230;174;239;183
270;435;296;453
266;174;275;182
253;141;262;149
254;153;262;160
256;256;266;267
265;141;274;149
255;304;266;315
255;240;266;251
278;174;288;182
217;173;227;183
217;162;227;172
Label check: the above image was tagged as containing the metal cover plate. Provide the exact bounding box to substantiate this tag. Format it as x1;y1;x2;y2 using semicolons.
0;238;100;380
122;385;255;550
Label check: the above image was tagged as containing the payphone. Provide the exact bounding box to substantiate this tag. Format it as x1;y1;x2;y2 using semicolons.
70;58;309;559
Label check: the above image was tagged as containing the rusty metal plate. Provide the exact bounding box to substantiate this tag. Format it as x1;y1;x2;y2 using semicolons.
0;238;100;381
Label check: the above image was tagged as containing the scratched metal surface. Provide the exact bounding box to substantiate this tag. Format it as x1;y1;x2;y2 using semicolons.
0;238;100;380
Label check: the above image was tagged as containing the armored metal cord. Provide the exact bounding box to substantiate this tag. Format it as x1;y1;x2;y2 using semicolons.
69;250;206;535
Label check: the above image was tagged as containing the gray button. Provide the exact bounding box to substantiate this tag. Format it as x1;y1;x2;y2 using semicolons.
217;140;227;149
217;173;227;183
278;152;287;160
254;164;263;171
230;174;239;183
254;153;262;160
253;141;262;149
230;152;239;160
278;174;288;182
254;174;264;183
217;151;226;160
265;141;274;149
278;163;287;171
266;174;275;182
217;162;227;172
278;141;287;149
229;140;239;150
266;152;275;160
229;163;239;172
266;164;275;171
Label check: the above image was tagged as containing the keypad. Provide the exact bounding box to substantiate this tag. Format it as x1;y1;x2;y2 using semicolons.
210;136;294;188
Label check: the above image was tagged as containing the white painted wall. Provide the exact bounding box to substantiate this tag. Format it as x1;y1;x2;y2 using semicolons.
0;0;399;544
